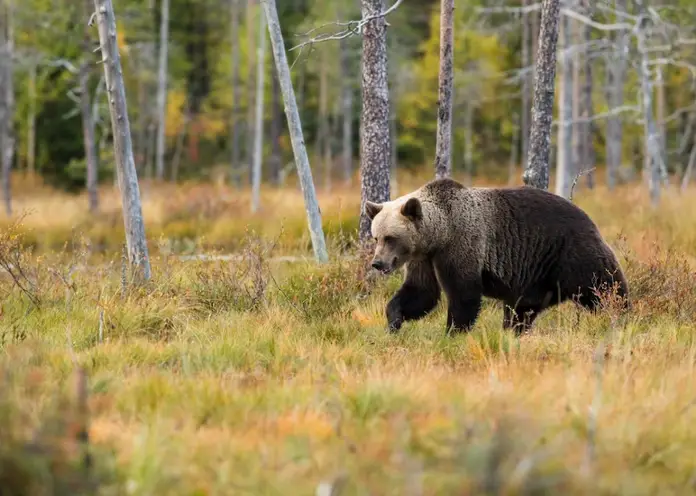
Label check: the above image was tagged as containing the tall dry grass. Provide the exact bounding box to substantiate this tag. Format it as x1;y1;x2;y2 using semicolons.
1;171;696;494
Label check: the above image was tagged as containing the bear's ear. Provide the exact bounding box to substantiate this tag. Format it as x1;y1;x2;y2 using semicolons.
400;197;423;221
364;201;383;220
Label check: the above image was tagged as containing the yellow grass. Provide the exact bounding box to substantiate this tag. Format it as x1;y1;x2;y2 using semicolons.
1;171;696;494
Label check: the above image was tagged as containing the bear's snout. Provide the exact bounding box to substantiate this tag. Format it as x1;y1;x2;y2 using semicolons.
371;256;398;274
371;260;387;272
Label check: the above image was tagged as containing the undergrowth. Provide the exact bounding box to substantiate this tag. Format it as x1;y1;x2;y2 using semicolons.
1;182;696;494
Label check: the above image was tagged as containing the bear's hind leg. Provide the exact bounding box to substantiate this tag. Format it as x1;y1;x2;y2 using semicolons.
386;259;441;332
503;304;542;335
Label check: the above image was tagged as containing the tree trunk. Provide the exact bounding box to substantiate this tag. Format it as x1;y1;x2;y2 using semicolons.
27;59;36;178
230;0;242;187
245;0;256;185
81;0;99;213
358;0;391;245
532;2;540;68
637;32;663;205
581;2;594;189
523;0;561;190
92;0;151;281
250;9;266;213
555;10;573;199
340;36;353;185
0;0;14;216
571;14;583;191
606;0;628;189
259;0;328;263
155;0;170;181
521;0;531;169
434;0;455;179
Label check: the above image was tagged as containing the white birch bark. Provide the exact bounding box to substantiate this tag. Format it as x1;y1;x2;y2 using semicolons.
259;0;328;263
92;0;151;281
0;0;14;215
555;10;573;199
155;0;170;180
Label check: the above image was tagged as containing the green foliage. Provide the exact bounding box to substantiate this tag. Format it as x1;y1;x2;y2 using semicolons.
399;2;512;170
6;0;696;189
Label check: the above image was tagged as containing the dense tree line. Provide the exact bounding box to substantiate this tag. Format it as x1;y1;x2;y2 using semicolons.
1;0;696;199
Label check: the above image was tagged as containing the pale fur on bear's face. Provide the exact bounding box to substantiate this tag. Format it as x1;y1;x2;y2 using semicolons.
365;195;424;274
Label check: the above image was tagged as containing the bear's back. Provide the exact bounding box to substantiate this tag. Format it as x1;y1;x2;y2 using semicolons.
471;185;611;300
491;186;601;237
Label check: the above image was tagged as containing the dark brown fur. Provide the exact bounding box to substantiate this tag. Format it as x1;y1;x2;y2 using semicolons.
367;178;629;335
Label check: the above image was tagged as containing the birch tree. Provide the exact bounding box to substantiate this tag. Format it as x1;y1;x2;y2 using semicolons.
250;9;266;213
523;0;561;190
434;0;455;179
555;8;573;199
359;0;391;245
155;0;170;181
0;0;14;216
634;3;665;206
91;0;151;281
259;0;328;263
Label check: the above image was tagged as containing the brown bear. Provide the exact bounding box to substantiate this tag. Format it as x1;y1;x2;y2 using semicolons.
365;178;629;334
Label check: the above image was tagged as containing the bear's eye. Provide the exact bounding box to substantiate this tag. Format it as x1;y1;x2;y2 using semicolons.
383;235;395;243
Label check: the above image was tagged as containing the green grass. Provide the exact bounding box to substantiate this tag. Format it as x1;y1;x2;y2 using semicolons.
2;180;696;494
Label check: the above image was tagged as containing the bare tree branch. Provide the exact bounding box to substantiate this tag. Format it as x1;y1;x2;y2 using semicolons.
289;0;404;52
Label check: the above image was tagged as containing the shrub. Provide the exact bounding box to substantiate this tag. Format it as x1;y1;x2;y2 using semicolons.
622;242;696;322
187;233;273;315
275;257;371;322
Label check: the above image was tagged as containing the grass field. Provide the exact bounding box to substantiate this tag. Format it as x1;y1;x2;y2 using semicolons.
2;171;696;495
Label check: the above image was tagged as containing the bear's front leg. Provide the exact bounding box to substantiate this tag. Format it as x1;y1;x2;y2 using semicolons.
446;295;482;334
433;258;483;334
385;260;441;332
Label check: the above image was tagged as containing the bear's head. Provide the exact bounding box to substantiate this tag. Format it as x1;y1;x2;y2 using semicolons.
364;196;424;274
